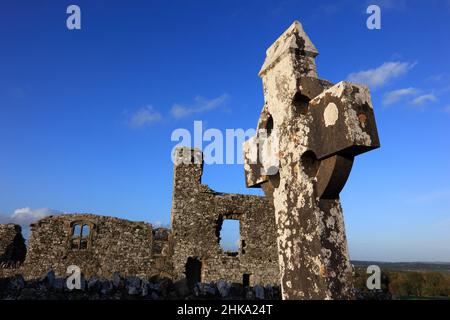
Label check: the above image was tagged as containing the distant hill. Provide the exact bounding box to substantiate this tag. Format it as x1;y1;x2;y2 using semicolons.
351;261;450;274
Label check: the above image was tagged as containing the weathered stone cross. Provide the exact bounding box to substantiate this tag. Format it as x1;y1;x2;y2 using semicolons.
243;21;380;299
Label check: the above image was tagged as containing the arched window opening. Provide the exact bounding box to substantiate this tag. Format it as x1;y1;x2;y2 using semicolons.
70;222;93;250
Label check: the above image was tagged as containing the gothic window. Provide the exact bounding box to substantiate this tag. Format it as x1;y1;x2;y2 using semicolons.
70;222;93;250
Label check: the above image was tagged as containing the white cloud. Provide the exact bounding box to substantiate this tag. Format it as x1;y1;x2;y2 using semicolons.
383;87;418;106
9;207;60;226
0;207;62;239
347;61;416;88
170;94;230;119
128;106;162;128
411;94;437;106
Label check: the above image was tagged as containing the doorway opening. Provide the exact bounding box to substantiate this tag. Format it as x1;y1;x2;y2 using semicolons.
243;273;252;287
185;257;202;288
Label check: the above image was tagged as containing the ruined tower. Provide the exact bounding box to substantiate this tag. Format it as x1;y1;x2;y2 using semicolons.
244;21;380;299
170;147;279;286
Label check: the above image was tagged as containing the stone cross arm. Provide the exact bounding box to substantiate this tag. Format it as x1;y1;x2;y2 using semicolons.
308;81;380;160
243;78;380;199
244;52;379;199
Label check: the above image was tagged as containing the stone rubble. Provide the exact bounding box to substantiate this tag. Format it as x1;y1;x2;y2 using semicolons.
0;271;282;300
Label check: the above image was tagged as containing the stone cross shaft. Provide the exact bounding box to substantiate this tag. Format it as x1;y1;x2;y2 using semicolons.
243;21;380;299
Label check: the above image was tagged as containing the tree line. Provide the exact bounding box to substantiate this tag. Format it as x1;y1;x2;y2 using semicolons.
353;268;450;299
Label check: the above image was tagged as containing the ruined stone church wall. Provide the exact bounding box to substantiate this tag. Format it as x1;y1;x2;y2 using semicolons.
170;147;280;286
1;146;280;286
19;214;172;279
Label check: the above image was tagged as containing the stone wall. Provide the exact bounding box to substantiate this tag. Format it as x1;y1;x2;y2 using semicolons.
0;272;282;300
16;214;172;279
0;224;26;268
170;147;280;286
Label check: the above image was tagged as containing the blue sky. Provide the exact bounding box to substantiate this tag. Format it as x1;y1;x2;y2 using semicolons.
0;0;449;262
